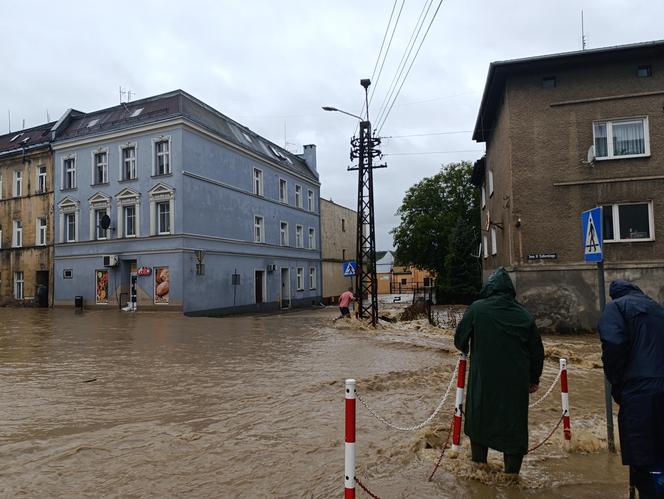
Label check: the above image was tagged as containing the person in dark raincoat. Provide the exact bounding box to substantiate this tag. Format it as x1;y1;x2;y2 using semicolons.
598;280;664;498
454;267;544;474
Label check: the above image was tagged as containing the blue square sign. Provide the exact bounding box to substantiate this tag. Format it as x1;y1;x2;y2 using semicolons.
581;207;603;262
343;260;357;277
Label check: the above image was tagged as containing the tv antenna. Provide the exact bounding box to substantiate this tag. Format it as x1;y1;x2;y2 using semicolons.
581;11;587;50
582;145;596;167
119;86;135;103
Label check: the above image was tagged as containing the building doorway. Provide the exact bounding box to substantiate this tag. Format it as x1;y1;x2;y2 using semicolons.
280;267;290;309
35;270;49;307
255;270;264;304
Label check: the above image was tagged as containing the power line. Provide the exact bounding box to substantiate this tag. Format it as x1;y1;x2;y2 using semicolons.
383;130;472;138
383;149;483;156
377;0;448;132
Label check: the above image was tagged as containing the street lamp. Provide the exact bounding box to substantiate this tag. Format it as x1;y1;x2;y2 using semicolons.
321;106;364;121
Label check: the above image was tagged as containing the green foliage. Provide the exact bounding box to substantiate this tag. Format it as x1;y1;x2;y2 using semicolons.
391;161;481;302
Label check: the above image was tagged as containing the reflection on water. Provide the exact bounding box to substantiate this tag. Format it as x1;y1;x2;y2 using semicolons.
0;308;626;497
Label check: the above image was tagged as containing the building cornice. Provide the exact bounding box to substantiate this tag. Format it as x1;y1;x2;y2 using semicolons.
553;175;664;187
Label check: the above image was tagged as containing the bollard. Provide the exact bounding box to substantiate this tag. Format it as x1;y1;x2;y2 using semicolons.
560;358;571;440
345;379;356;499
452;353;468;450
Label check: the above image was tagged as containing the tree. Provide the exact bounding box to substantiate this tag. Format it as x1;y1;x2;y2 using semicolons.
391;161;481;302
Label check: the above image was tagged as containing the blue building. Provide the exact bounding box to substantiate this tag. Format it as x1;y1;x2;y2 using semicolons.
52;90;321;314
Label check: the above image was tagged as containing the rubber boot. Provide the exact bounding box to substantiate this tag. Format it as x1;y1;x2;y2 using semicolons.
504;453;524;474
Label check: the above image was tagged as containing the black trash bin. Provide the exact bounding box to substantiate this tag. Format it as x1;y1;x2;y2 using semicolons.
74;296;83;309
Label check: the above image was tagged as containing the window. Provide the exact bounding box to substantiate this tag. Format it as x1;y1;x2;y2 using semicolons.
280;221;289;246
490;226;497;255
279;179;288;203
481;184;486;208
488;171;494;196
95;209;108;240
341;218;346;232
37;166;47;193
307;189;314;211
602;202;653;242
296;225;303;248
296;268;304;290
0;225;2;248
122;145;137;180
542;76;556;88
93;151;108;184
401;278;407;285
12;220;22;247
0;173;3;199
157;201;170;234
37;218;47;246
424;277;433;287
65;213;77;242
123;206;136;237
154;139;170;175
253;168;264;196
14;271;24;300
308;228;316;249
254;215;264;243
295;185;302;208
309;267;316;289
483;235;488;259
13;171;22;197
637;65;652;77
63;157;76;189
593;118;649;159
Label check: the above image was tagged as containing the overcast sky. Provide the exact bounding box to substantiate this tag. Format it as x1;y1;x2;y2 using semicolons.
2;1;663;249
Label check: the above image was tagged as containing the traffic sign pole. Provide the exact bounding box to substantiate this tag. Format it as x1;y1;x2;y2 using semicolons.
597;259;615;453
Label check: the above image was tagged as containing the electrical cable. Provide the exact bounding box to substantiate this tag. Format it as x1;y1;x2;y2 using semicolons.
382;130;472;139
383;149;484;156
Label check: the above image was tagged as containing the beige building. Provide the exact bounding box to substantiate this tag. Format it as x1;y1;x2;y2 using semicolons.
0;123;57;306
473;40;664;332
320;198;356;303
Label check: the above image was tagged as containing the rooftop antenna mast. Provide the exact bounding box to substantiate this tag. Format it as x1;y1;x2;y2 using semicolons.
7;110;11;133
581;10;587;50
119;86;135;103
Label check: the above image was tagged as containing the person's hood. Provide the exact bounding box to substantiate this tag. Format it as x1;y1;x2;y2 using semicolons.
479;267;516;299
609;279;644;300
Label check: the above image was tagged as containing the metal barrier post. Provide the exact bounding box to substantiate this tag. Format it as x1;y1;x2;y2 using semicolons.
345;379;356;498
560;358;571;440
452;353;467;450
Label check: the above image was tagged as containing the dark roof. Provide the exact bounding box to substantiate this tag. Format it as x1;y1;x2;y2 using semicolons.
0;121;56;158
375;251;390;261
473;39;664;142
56;90;318;181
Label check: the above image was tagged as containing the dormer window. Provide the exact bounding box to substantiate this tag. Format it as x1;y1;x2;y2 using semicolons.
637;65;652;77
542;76;556;88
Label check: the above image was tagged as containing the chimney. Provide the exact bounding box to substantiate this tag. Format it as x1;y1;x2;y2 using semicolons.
301;144;317;176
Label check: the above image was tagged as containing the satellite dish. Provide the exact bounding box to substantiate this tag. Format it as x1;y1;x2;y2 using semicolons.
100;214;111;230
583;145;596;166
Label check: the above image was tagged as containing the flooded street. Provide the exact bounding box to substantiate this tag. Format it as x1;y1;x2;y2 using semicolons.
0;308;627;498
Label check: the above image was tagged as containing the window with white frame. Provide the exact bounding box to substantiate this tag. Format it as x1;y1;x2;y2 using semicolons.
593;117;650;159
37;217;47;246
280;221;289;246
157;201;170;234
307;189;314;211
37;166;47;193
14;271;24;300
483;235;488;259
13;171;22;197
481;184;486;208
295;185;302;208
488;170;494;196
63;157;76;189
12;220;22;247
279;178;288;203
308;227;316;249
0;225;3;248
254;215;264;243
602;202;653;242
296;267;304;290
253;168;264;196
154;139;171;175
121;145;137;180
93;151;108;184
124;205;136;238
65;212;77;242
95;209;108;240
309;267;316;289
490;226;497;255
296;225;303;248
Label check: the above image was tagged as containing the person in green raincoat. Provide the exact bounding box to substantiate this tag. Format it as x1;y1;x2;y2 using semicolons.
454;267;544;474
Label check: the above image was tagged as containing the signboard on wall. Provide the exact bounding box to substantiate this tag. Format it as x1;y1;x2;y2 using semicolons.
137;266;151;277
154;267;170;304
95;270;109;304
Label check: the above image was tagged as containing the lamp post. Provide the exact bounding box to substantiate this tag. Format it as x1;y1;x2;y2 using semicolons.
323;79;385;326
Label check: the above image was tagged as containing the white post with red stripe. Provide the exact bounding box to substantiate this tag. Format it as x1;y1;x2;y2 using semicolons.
345;379;356;499
560;358;571;440
452;353;468;450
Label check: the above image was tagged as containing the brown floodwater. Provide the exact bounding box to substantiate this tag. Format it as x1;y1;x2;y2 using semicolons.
0;307;627;498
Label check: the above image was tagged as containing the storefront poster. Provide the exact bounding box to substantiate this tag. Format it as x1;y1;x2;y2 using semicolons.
95;270;109;304
154;267;170;304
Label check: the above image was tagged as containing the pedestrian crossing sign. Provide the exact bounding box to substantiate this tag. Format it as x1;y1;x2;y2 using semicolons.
581;207;603;262
343;260;358;277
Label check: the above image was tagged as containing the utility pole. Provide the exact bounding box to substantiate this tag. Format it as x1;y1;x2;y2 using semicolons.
349;79;386;326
